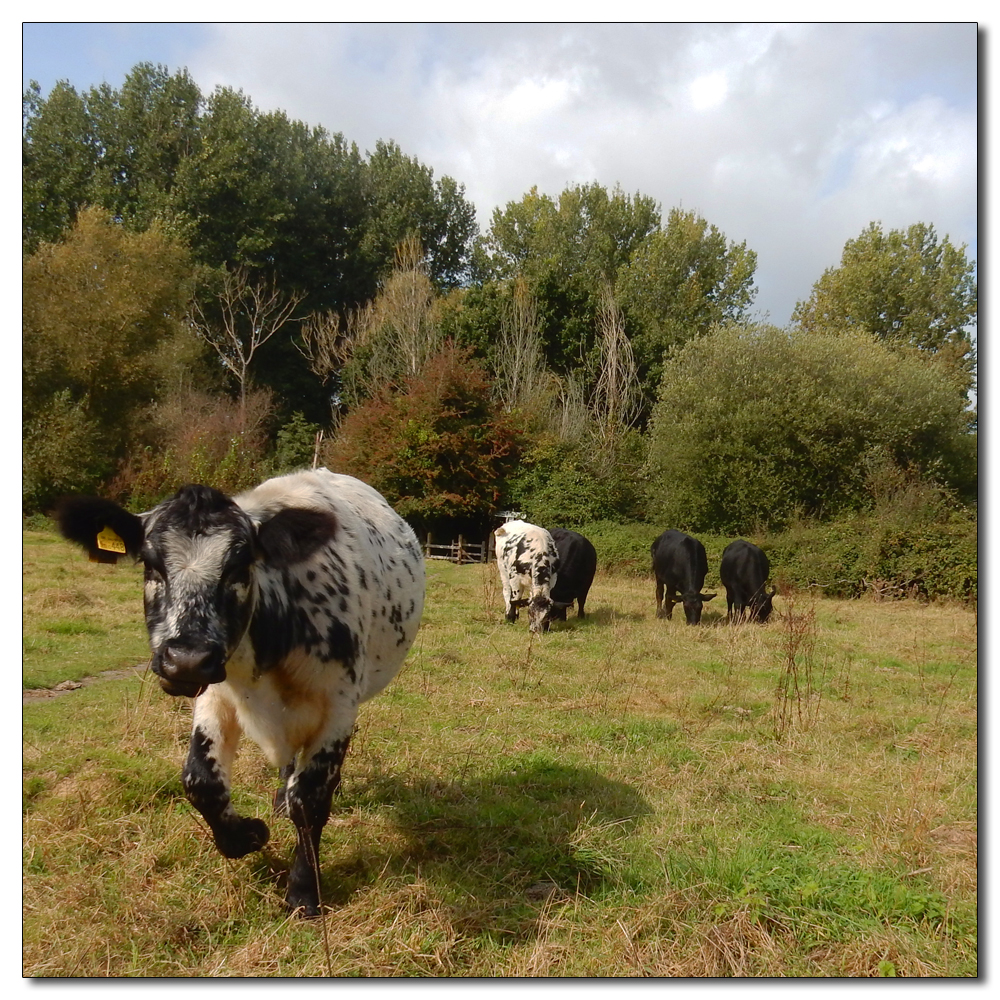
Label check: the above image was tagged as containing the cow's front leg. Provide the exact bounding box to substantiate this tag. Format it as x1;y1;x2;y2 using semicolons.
655;580;667;618
284;736;350;917
182;693;269;859
664;587;678;620
503;583;519;623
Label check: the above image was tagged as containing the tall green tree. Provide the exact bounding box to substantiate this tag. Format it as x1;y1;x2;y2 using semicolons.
475;182;661;285
23;207;197;509
22;80;98;251
792;221;977;390
362;140;479;291
617;208;758;400
85;64;203;231
473;183;661;373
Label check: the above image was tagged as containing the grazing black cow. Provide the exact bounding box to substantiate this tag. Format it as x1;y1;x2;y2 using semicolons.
57;469;425;917
547;528;597;621
720;540;776;623
650;529;716;625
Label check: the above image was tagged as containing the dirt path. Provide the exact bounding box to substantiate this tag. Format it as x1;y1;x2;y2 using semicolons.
23;666;146;705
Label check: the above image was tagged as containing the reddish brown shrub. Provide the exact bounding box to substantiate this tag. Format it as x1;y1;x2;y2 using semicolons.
109;388;275;508
325;342;523;528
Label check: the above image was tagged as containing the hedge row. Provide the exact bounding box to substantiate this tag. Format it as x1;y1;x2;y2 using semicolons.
579;511;977;603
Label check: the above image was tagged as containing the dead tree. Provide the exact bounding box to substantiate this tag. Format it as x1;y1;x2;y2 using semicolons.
191;266;305;428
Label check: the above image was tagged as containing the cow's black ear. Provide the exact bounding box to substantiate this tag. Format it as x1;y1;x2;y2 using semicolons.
256;508;338;567
55;496;144;563
701;592;717;601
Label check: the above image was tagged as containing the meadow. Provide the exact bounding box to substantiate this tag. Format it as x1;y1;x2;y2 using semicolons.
23;528;977;977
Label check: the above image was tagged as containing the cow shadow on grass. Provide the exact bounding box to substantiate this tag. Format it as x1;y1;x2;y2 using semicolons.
554;605;646;626
265;756;652;932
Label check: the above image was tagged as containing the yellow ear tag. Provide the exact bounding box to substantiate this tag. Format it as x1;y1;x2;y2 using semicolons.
96;526;127;554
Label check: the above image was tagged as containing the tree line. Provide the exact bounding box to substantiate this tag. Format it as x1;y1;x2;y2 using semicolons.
23;63;978;540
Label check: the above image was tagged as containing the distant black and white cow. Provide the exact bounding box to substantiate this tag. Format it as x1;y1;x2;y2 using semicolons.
494;519;559;633
720;540;776;623
547;528;597;621
57;469;424;917
650;529;716;625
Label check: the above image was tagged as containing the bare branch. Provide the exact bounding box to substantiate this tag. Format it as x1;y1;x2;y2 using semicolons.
494;277;550;414
190;265;305;427
591;281;640;458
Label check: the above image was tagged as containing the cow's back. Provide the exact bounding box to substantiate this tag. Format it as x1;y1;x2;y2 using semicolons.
720;540;768;599
651;530;707;592
236;469;425;703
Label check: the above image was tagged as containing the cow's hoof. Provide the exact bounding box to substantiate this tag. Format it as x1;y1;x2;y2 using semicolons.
213;817;270;858
286;900;322;919
656;609;667;619
285;890;322;918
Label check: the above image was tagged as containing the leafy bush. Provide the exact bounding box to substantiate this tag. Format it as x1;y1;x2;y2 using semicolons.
645;323;977;534
765;511;977;602
573;521;660;576
584;503;976;603
23;389;108;512
109;388;275;509
508;431;648;528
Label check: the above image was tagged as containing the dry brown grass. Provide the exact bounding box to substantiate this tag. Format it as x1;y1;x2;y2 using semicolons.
24;550;977;977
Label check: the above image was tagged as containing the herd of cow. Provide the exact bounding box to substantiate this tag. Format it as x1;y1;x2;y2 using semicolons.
54;469;777;918
495;518;776;632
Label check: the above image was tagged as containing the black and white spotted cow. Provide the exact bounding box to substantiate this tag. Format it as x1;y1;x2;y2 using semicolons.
57;468;424;917
494;519;559;633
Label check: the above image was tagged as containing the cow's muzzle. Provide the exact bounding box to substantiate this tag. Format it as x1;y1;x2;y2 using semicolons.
154;644;227;698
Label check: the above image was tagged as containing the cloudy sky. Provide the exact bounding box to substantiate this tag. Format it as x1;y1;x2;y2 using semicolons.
21;21;978;326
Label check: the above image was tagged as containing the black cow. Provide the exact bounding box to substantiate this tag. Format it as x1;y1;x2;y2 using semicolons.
720;540;776;623
650;529;716;625
57;469;425;917
547;528;597;621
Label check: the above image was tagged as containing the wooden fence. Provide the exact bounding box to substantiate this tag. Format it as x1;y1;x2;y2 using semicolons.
424;534;491;565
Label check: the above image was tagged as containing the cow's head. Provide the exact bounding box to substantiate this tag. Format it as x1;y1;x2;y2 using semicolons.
527;594;554;633
750;586;777;624
681;591;716;625
57;487;337;698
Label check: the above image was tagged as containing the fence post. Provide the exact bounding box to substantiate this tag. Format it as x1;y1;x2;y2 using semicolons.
457;535;465;565
425;533;431;557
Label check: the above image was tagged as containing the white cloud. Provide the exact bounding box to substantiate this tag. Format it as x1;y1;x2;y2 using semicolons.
689;72;729;112
157;22;979;324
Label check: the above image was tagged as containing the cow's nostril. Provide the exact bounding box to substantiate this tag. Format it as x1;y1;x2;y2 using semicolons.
162;646;211;678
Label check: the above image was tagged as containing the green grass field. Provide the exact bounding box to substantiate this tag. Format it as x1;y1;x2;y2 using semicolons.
23;530;977;977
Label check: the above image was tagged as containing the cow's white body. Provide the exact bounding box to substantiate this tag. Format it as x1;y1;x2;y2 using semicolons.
494;519;559;632
206;470;422;767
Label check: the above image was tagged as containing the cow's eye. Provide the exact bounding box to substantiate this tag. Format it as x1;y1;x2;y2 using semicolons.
144;562;165;584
